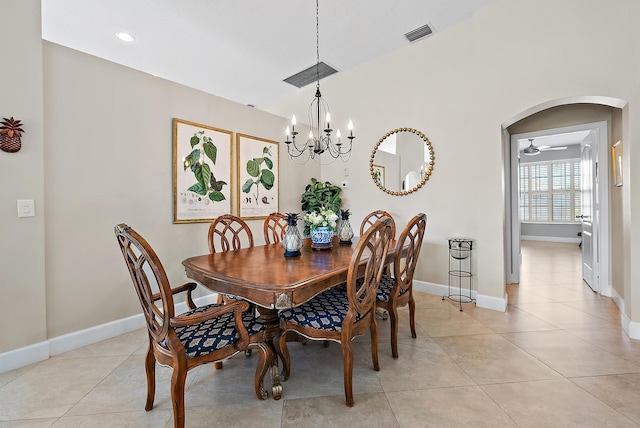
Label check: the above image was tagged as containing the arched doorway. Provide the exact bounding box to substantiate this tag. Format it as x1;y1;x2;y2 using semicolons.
502;96;626;296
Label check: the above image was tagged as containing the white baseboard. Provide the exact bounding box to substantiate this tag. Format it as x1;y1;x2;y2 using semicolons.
521;236;581;244
413;280;507;312
629;320;640;341
0;294;219;374
610;286;625;315
476;293;508;312
413;280;448;297
48;313;146;356
0;341;49;373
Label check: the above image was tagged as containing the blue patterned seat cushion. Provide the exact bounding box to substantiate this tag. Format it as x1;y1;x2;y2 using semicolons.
170;303;264;358
333;276;408;303
376;275;407;302
279;288;362;332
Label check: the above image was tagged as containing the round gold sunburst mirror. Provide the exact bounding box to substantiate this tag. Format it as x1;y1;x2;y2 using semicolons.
369;128;435;195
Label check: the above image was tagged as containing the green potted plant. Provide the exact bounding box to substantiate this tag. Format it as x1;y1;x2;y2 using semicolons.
300;178;342;235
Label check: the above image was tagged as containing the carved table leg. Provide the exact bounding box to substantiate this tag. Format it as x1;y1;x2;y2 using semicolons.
256;307;283;400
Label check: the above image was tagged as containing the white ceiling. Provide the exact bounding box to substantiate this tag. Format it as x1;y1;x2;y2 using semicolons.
517;130;591;151
41;0;496;108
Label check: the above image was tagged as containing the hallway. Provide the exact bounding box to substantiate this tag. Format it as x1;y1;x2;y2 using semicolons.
1;241;640;427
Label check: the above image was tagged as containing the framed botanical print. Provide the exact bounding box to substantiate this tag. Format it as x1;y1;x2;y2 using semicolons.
236;133;279;219
173;119;232;223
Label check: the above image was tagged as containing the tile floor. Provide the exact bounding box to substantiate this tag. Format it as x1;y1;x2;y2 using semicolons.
2;241;640;427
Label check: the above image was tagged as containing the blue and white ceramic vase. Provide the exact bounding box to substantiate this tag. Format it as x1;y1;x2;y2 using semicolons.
310;226;333;249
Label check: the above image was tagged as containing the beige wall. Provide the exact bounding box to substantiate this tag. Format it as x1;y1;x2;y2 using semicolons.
41;42;319;338
0;0;47;353
264;0;640;315
611;108;624;300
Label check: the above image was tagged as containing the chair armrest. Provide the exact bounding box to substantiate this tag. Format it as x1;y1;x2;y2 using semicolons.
170;299;249;328
151;282;198;309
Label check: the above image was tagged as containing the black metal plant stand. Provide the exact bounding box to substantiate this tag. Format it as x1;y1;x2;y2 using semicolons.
443;238;475;311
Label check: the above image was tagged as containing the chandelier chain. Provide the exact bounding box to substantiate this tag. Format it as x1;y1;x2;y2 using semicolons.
316;0;320;88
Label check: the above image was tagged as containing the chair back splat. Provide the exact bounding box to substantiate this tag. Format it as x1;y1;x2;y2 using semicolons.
360;210;396;239
263;212;288;244
208;214;254;253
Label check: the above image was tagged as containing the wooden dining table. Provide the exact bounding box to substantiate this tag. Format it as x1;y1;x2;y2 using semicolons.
182;236;401;399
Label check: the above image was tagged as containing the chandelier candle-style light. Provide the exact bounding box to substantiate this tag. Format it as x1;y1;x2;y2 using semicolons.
284;0;355;164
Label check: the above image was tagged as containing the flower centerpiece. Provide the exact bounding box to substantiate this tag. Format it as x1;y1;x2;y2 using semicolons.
304;207;339;249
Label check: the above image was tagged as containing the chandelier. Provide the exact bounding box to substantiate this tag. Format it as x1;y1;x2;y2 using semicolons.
284;0;355;164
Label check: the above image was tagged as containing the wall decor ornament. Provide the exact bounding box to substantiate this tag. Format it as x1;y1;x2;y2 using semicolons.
337;209;354;244
0;117;25;153
237;133;279;219
282;213;303;257
173;119;233;223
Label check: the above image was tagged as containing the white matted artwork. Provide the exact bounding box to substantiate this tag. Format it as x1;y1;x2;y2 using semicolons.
612;140;623;187
173;119;232;223
237;133;279;219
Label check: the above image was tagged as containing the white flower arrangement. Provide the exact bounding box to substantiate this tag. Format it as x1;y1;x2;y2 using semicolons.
304;207;339;231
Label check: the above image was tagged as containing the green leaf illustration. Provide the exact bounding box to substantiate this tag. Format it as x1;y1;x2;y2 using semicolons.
203;141;217;164
241;145;276;205
188;182;207;196
209;190;225;202
261;169;275;190
246;159;260;177
183;149;200;171
190;134;200;148
210;173;227;192
242;178;254;193
194;163;212;189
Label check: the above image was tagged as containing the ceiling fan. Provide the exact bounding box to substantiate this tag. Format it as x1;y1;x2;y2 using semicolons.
522;138;567;156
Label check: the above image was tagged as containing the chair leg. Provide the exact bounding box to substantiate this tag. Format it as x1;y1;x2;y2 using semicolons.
408;296;417;339
370;318;380;371
144;344;156;411
276;332;291;381
214;295;226;369
341;340;355;407
170;362;187;428
389;305;400;359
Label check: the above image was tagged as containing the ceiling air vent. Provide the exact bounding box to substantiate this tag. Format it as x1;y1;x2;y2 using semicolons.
404;24;433;42
284;61;338;88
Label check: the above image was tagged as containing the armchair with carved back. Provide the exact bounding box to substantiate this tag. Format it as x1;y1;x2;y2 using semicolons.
114;223;271;428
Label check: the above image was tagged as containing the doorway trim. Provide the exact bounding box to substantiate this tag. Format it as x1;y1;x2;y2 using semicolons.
502;96;625;296
509;122;608;295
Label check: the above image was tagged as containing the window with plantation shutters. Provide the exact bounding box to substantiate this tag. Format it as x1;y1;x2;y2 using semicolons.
519;159;581;223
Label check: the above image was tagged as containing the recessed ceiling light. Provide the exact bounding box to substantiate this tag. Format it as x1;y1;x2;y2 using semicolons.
116;32;135;42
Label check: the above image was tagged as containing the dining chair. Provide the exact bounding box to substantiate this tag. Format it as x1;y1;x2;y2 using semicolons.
360;210;396;239
208;214;258;366
114;224;271;428
277;217;394;407
376;213;427;358
263;212;288;244
208;214;254;253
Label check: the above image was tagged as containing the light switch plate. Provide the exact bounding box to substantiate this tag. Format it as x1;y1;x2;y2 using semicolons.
17;199;35;218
